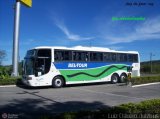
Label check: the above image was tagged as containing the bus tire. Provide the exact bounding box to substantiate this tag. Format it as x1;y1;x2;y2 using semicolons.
111;74;119;84
52;76;64;88
120;73;127;83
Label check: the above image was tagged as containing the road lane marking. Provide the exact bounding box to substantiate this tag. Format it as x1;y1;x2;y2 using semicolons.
132;82;160;88
0;85;16;87
73;87;146;100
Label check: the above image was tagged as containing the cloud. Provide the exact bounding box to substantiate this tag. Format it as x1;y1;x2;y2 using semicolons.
103;16;160;44
95;16;160;44
136;17;160;34
53;18;94;41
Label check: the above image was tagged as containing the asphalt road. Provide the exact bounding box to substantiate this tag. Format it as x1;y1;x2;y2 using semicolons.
0;83;160;118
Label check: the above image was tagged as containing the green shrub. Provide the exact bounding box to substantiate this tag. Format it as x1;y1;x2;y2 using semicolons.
116;99;160;114
48;99;160;119
131;75;160;85
0;66;11;79
137;99;160;114
0;77;22;85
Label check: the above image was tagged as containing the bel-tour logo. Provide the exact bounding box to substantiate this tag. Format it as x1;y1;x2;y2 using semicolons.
68;63;87;68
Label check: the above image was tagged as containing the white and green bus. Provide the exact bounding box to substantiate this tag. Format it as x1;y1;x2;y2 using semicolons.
22;46;140;87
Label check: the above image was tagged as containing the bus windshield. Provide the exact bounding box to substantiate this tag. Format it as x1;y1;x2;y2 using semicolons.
26;49;36;57
24;58;35;75
23;49;51;76
23;49;36;75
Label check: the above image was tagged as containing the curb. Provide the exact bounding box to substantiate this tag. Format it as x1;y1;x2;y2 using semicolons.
0;82;160;88
0;85;16;88
132;82;160;87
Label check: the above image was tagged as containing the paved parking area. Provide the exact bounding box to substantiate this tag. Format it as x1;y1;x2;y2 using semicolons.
0;83;160;117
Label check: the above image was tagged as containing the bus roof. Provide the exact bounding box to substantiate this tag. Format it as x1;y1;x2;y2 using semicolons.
34;46;139;54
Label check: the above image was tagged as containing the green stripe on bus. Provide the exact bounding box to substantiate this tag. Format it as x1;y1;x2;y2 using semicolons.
59;64;127;81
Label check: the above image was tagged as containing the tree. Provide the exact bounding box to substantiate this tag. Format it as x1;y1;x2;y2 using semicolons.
0;50;6;65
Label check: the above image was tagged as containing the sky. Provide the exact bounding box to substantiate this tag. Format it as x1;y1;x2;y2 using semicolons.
0;0;160;65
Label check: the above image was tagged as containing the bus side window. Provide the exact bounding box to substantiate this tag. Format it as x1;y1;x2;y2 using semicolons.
64;51;72;61
128;54;138;62
55;50;72;61
128;54;132;62
73;51;89;61
97;53;103;61
73;52;80;61
90;52;103;61
117;54;121;62
110;53;116;62
122;54;127;62
117;53;127;62
81;52;88;61
133;54;138;62
54;51;63;61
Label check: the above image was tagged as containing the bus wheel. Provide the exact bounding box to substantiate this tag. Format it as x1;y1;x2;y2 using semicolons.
111;74;119;84
120;73;127;83
52;76;64;88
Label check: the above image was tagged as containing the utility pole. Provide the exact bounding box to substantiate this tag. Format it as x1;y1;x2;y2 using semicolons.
12;0;21;76
150;52;155;73
12;0;32;77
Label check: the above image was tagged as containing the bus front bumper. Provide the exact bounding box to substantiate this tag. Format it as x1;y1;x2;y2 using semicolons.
22;75;37;87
